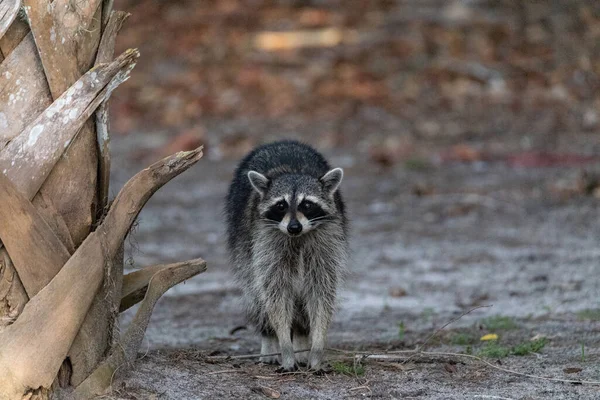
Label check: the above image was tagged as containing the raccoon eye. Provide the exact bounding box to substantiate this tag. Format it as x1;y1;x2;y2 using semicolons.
275;201;286;211
302;201;313;210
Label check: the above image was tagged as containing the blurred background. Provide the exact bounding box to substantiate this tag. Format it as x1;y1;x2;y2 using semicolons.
110;1;600;398
112;0;600;163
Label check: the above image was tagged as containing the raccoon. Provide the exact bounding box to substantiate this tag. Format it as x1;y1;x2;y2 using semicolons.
225;140;348;371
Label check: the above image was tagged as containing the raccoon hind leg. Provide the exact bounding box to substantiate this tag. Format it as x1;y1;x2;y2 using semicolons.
259;324;280;364
260;335;280;364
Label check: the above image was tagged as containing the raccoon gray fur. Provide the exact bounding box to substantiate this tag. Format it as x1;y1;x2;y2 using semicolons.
225;140;348;371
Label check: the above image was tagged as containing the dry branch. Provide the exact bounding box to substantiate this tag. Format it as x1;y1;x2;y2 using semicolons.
0;147;203;398
74;258;207;398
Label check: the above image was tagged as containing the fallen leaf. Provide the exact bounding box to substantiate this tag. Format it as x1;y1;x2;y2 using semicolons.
480;333;498;341
563;367;582;374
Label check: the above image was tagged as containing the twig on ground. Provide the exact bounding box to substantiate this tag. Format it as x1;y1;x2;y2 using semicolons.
205;347;600;385
270;370;314;376
348;384;371;393
207;348;311;360
203;302;600;387
253;375;296;383
334;349;600;385
403;304;492;364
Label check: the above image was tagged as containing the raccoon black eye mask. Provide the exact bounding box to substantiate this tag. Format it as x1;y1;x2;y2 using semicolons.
225;140;348;372
248;168;342;237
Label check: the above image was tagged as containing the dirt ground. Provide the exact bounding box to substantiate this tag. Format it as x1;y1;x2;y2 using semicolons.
97;1;600;398
99;134;600;400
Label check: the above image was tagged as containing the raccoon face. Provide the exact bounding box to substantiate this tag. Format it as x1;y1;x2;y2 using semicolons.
248;168;343;237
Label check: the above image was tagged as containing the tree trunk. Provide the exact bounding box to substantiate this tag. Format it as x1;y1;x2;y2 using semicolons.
0;1;206;398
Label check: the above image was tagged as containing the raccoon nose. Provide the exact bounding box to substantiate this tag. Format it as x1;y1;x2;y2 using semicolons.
287;220;302;235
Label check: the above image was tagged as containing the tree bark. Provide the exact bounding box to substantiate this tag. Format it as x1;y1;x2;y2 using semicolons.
0;2;207;397
0;148;204;398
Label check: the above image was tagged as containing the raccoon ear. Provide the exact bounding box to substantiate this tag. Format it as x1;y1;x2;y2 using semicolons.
320;167;343;195
247;171;269;196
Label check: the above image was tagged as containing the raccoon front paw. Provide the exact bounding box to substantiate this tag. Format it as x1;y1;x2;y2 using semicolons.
293;334;311;366
259;355;280;365
295;351;309;367
308;349;325;371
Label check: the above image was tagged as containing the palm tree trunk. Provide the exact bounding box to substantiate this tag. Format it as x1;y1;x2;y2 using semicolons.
0;1;206;398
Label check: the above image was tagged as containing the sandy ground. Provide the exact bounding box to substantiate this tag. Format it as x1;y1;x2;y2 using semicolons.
102;134;600;400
